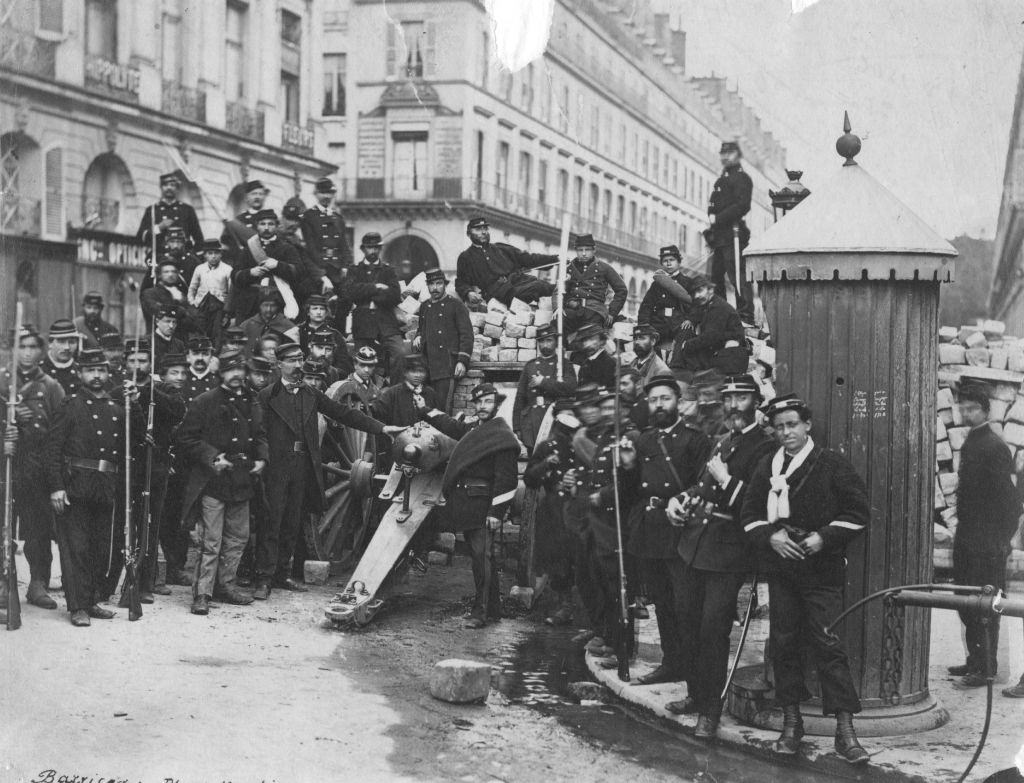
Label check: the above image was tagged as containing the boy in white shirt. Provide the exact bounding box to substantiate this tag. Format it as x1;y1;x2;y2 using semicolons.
189;239;233;344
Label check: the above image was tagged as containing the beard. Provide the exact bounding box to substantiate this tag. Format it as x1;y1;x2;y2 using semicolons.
726;409;755;431
475;407;495;422
652;408;679;428
634;343;651;358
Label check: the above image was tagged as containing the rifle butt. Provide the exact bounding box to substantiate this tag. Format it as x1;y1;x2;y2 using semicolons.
6;544;21;631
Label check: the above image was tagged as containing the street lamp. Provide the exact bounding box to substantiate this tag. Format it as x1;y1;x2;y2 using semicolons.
769;170;811;222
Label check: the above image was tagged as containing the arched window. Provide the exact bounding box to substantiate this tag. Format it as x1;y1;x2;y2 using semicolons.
82;152;135;232
1;131;42;236
383;234;439;278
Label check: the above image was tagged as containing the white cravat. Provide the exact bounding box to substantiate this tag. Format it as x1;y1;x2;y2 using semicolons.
767;437;814;523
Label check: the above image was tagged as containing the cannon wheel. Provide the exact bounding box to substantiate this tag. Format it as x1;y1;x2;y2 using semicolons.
305;426;381;567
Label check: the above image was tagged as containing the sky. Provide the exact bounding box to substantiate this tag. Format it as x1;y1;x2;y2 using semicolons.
655;0;1024;239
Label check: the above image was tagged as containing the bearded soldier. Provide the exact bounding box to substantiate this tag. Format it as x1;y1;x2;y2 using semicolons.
455;216;556;308
512;323;577;453
137;171;204;254
413;269;474;412
73;292;121;350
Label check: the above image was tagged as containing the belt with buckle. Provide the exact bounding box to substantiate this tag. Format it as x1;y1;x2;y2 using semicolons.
69;458;119;474
292;441;308;453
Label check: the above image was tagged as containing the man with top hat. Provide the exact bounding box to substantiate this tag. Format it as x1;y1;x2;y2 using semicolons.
329;346;382;413
706;141;755;323
413;268;474;412
183;336;218;403
572;323;616;390
230;208;303;324
419;383;519;628
741;393;870;763
188;239;233;344
638;245;695;350
630;324;671;388
176;349;267;614
455;215;557;308
240;289;300;355
370;353;439;429
43;347;144;626
42;319;81;396
661;374;775;737
0;323;65;609
254;342;402;600
221;180;269;263
137;171;204;254
73;292;121;350
345;232;405;382
671;276;747;375
297;294;351;374
513;322;577;453
617;374;712;685
562;233;627;337
299;177;351;302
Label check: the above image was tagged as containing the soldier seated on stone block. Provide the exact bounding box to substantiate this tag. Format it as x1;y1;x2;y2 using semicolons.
455;216;557;309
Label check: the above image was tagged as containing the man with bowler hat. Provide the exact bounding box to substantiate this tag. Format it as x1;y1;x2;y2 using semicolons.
455;216;557;308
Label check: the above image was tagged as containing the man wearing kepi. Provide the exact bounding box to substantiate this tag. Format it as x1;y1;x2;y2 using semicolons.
741;394;870;764
427;383;519;629
664;374;776;737
255;342;402;600
562;233;627;336
176;349;267;615
948;383;1020;687
705;141;754;323
619;374;712;685
413;268;474;412
513;322;577;453
455;216;556;308
44;348;143;627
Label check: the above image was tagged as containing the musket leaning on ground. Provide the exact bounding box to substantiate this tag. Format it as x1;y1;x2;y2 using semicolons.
139;316;156;563
119;309;143;621
4;302;24;630
610;341;630;682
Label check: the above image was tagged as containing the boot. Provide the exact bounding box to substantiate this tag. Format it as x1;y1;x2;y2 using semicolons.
694;712;720;739
775;704;804;755
191;595;210;616
834;710;869;765
26;579;57;609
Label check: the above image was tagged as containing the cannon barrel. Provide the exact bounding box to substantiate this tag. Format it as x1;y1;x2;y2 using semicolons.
893;590;1024;619
389;423;457;473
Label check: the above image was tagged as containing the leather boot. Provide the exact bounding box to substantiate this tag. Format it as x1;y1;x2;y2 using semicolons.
775;704;804;755
26;579;57;609
834;710;869;764
694;712;720;739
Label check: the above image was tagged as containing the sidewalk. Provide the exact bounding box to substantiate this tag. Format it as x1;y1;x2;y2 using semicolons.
587;584;1024;782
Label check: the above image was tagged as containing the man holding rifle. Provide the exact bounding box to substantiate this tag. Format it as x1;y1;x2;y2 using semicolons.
44;348;143;626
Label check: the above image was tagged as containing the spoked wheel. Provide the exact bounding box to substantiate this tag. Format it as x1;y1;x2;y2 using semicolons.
305;425;382;566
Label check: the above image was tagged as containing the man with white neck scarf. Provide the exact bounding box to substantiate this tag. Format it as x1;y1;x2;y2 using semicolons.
741;394;870;765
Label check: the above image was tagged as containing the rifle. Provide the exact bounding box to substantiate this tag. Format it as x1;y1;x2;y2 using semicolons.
610;338;630;681
556;215;570;382
119;308;143;620
4;302;24;630
139;315;156;567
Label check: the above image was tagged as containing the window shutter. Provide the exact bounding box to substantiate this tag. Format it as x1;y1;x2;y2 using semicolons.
385;23;396;77
424;21;436;77
43;146;64;238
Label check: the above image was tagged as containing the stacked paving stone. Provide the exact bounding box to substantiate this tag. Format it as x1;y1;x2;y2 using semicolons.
466;296;554;363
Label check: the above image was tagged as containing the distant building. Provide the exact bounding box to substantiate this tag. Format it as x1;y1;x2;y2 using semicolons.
989;51;1024;332
321;0;788;314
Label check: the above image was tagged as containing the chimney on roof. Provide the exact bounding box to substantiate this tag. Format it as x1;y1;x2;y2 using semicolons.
670;29;686;73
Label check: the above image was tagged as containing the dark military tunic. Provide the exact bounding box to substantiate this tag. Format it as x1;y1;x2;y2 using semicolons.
183;368;218;405
297;321;354;376
41;354;79;397
574;348;616;390
455;243;556;306
672;295;747;373
152;331;186;369
229;235;303;323
637;271;695;342
512;354;577;450
73;316;121;351
328;373;382;413
370;382;439;428
299;205;352;288
136;199;204;253
523;422;577;592
564;257;627;320
706;164;752;250
346;260;403;342
416;294;474;381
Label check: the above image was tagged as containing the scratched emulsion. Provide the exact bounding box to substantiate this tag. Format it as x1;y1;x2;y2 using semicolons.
484;0;555;73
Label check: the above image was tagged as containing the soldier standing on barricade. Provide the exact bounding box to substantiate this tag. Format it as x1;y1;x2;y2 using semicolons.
637;245;694;354
347;232;406;384
42;320;81;397
137;171;204;255
221;180;268;263
414;269;474;413
741;394;870;764
0;323;65;610
562;234;627;339
44;348;144;626
187;239;232;345
706;141;754;324
662;374;775;737
300;177;351;330
513;323;577;453
618;374;712;686
73;292;121;350
176;349;267;615
230;209;303;325
455;216;557;308
523;398;579;626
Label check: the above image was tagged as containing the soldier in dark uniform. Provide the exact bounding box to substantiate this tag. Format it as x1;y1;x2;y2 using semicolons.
44;348;144;626
705;141;754;323
141;258;189;328
296;294;351;375
671;277;747;375
280;197;330;309
637;245;695;352
618;368;650;431
741;394;870;764
455;216;557;308
572;323;616;389
254;342;400;599
562;233;627;338
370;354;438;429
0;324;65;609
176;349;267;614
230;209;304;324
151;304;187;369
523;398;580;625
220;180;268;264
299;177;351;326
619;374;712;685
347;232;406;383
328;346;381;412
73;292;121;350
513;323;577;452
136;171;204;254
41;319;81;396
425;383;519;628
247;356;274;394
307;330;344;387
414;268;474;412
663;374;775;737
184;336;218;402
630;324;671;388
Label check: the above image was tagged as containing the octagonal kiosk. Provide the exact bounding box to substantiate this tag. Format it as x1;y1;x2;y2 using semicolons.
729;116;957;735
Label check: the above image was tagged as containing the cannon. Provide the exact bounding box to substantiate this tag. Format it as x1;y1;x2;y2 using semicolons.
325;421;457;627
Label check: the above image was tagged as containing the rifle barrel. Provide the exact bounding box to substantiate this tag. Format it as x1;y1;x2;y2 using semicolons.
5;302;24;629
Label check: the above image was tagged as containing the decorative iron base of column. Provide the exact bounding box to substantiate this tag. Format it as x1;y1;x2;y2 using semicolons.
727;665;950;737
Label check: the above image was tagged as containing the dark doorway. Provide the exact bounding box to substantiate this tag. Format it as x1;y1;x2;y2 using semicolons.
383;235;439;278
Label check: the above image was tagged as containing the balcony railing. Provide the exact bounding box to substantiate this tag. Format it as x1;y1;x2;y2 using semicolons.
0;194;41;237
162;80;207;124
0;26;57;79
70;226;147;269
226;101;265;142
81;196;120;232
281;121;315;155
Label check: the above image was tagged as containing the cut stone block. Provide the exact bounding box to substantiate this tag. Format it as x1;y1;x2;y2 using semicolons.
990;348;1009;371
484;310;506;327
951;403;963;426
524;326;537;338
936;416;947;441
937;472;958;495
992;383;1019;402
990;422;1004;439
939;326;958;343
982;319;1006;338
990;399;1010;422
482;323;504;340
935;441;953;462
429;659;491;703
480;346;498;361
504;323;526;338
1002;422;1024;448
510;310;534;326
534;310;553;327
934;524;952;544
304;561;331;585
498;349;518;362
537;296;554;311
509;297;533;315
518;349;537;362
965;348;990;367
1009;351;1024;373
936;388;955;410
499;335;519;349
960;328;986;348
487;298;509;314
946;427;969;451
469;312;487;328
1008;398;1024;424
518;337;536;349
938;344;966;365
